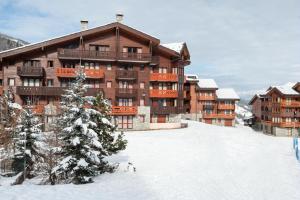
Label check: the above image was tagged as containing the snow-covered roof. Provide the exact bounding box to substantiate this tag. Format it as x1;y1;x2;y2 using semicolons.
185;74;199;82
161;42;184;53
197;79;218;89
272;82;299;95
216;88;240;100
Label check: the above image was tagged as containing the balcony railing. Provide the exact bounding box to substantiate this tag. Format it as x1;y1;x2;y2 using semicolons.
111;106;137;115
58;48;116;61
281;101;300;108
149;89;178;98
56;68;104;79
150;73;178;82
198;95;216;101
116;70;138;80
16;86;103;96
218;104;235;110
58;48;153;63
203;113;236;119
279;122;300;128
17;66;44;77
203;105;214;110
118;52;152;62
115;88;138;98
151;106;178;114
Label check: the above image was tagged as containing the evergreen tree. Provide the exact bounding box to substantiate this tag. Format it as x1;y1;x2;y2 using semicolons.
51;67;127;184
12;107;44;184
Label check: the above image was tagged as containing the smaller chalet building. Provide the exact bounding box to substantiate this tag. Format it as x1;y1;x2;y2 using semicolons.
249;82;300;136
183;74;240;126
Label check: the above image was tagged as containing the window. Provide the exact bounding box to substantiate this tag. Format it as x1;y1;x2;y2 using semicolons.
47;61;54;67
117;116;133;129
90;45;110;52
107;64;112;71
140;99;145;106
8;78;15;86
0;79;2;86
140;65;145;71
106;81;112;88
159;67;167;73
118;98;133;106
47;79;54;87
23;78;40;87
24;60;40;67
140;82;145;89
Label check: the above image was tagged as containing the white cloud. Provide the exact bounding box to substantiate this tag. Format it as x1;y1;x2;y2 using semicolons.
0;0;299;100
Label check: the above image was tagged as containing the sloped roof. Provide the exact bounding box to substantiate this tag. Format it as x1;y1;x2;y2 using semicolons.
0;22;160;59
185;74;199;82
198;79;218;89
267;82;299;96
216;88;240;100
161;42;184;53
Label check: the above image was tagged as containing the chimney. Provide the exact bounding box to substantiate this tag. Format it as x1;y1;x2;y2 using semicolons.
116;13;124;23
80;20;88;31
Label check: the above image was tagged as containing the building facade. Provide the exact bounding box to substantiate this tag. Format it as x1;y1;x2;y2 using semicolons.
183;74;239;126
0;20;190;131
249;82;300;136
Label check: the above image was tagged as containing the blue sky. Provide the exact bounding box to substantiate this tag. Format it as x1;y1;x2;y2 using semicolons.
1;0;299;99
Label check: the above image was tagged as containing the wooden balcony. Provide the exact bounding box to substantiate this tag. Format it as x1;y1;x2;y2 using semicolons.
203;113;236;119
149;89;178;98
150;73;178;82
281;101;300;108
111;106;137;115
279;122;300;128
116;70;138;80
198;95;215;101
58;48;116;61
118;52;152;63
17;66;44;77
16;86;103;96
115;88;138;98
56;68;104;79
218;104;235;110
151;106;178;114
281;112;300;118
58;48;153;63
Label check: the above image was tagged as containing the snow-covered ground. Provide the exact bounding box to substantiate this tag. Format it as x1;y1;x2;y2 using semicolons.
1;121;300;200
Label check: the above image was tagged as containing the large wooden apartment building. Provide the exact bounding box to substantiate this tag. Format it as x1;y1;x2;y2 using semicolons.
249;82;300;136
0;18;190;131
183;74;239;126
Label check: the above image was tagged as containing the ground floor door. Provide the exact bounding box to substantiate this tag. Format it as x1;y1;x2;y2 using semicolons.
117;116;133;129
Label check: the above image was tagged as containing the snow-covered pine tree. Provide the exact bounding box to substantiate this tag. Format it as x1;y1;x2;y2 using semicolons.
92;93;127;157
12;107;45;184
51;68;105;184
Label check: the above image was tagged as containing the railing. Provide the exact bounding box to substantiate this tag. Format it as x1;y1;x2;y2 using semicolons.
279;122;300;128
151;106;178;114
203;113;236;119
149;73;178;82
281;112;300;118
17;66;44;77
218;104;235;110
58;48;116;60
56;68;104;78
281;101;300;108
111;106;137;115
16;86;103;96
118;52;152;62
149;89;178;98
198;95;215;101
203;105;214;110
115;88;138;98
116;70;138;80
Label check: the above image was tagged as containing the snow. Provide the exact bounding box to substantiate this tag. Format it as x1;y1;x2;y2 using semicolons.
272;82;299;95
1;121;300;199
216;88;240;100
161;42;184;53
198;78;218;89
185;74;199;81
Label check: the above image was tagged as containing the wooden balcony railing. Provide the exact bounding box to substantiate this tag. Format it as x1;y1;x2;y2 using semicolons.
16;86;103;97
281;101;300;108
58;48;153;63
58;48;116;61
118;52;152;62
279;122;300;128
198;95;215;101
56;68;104;79
115;88;138;98
150;73;178;82
203;113;236;119
218;104;235;110
116;70;138;80
17;66;44;77
149;89;178;98
151;106;178;114
111;106;137;115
